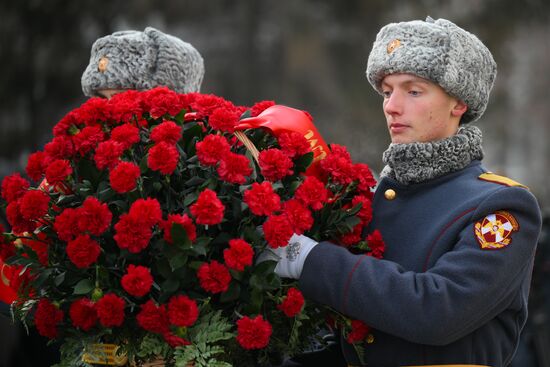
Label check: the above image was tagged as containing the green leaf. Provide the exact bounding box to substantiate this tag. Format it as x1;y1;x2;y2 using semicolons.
190;243;207;257
169;253;188;271
73;279;94;295
54;272;66;287
239;109;251;120
219;281;240;303
171;223;192;249
174;109;187;124
57;194;79;206
161;278;180;294
183;192;198;207
184;176;205;187
294;152;314;173
139;154;149;172
253;259;277;276
229;268;243;281
156;258;173;279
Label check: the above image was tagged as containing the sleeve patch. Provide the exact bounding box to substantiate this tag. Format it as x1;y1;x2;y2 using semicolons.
474;210;519;250
478;172;528;189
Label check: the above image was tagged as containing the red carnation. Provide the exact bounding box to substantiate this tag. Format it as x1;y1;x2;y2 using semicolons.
196;134;231;166
45;159;72;185
114;213;152;253
110;161;141;193
136;299;170;334
5;200;36;233
190;189;225;225
351;195;373;224
96;293;125;327
121;264;153;297
69;298;98;331
143;87;185;118
108;90;144;123
111;123;140;150
338;223;363;247
75;96;109;126
320;144;354;185
44;136;74;160
73;126;105;156
66;235;101;268
346;320;371;344
163;332;191;348
236;315;272;350
54;208;81;241
7;264;34;295
190;93;234;117
258;149;293;182
197;260;231;294
19;190;50;221
367;230;385;259
278;131;311;159
26;151;48;182
263;214;294;249
353;163;377;194
77;197;112;235
217;152;252;184
168;295;199;327
94;140;124;170
53;110;79;137
277;287;305;317
129;198;162;227
223;239;254;272
1;173;30;203
161;214;197;244
294;176;329;211
243;181;281;216
34;298;64;339
150;120;182;145
282;199;313;235
208;107;239;133
0;223;15;260
147;142;179;175
21;235;49;266
250;100;275;117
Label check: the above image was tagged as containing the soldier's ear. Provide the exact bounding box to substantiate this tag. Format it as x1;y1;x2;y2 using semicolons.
451;100;468;118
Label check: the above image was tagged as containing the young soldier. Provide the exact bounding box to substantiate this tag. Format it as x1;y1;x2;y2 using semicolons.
270;17;542;366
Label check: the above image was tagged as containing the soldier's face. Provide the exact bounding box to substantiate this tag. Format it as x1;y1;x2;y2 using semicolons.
381;74;466;144
97;89;126;99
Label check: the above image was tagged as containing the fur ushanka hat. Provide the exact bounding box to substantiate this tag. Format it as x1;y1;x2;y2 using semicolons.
366;16;497;123
82;27;204;97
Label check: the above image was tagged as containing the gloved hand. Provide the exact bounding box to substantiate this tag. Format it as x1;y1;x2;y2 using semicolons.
257;234;318;279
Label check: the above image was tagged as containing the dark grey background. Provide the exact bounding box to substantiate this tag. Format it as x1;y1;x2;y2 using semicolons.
1;1;549;366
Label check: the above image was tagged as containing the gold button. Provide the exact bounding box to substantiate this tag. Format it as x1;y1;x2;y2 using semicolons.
384;189;396;200
98;57;109;73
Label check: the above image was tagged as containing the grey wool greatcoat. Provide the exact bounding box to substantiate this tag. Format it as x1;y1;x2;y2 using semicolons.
299;160;542;366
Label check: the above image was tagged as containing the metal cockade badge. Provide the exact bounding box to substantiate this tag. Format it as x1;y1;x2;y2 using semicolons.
98;57;109;73
387;39;401;54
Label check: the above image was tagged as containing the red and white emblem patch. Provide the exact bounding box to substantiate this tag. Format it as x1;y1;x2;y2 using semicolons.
474;211;519;250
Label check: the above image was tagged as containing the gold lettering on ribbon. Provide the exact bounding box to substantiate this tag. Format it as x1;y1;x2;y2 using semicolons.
304;129;327;161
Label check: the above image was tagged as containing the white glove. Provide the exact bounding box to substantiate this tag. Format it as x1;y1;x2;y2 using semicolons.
259;234;318;279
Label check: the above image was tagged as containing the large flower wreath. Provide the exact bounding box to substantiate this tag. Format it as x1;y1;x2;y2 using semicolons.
0;87;383;366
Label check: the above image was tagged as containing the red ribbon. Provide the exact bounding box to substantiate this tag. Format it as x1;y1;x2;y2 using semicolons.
236;105;329;177
0;258;16;304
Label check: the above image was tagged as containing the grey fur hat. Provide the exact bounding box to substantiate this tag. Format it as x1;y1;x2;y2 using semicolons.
81;27;204;97
366;17;497;123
